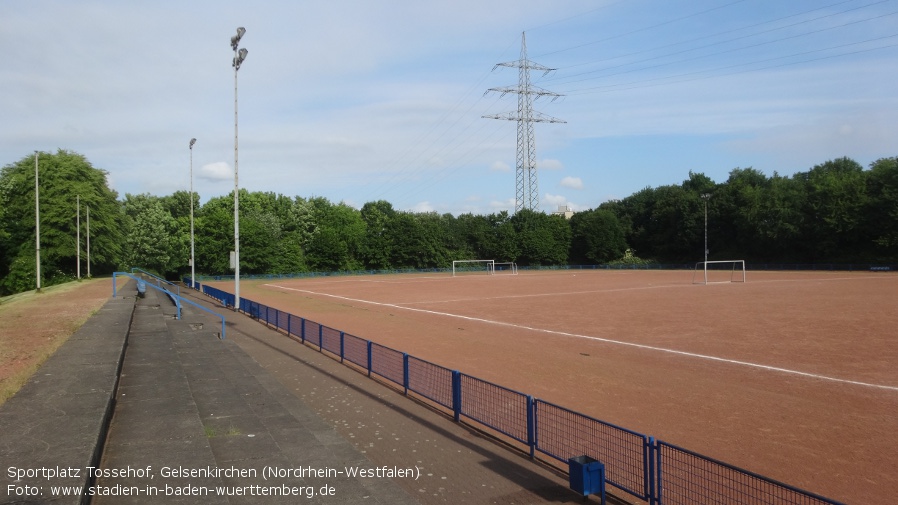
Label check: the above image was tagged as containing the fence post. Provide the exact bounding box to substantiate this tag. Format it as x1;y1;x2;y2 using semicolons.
112;273;117;297
403;354;409;395
301;318;306;343
366;341;373;377
650;437;660;505
526;395;535;459
452;371;461;422
339;332;345;363
287;314;291;338
318;325;323;350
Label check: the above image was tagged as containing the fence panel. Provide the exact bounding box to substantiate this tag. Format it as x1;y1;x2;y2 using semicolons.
535;399;650;501
276;309;290;333
407;356;453;409
305;320;322;348
459;374;529;445
287;314;303;339
656;441;843;505
370;343;404;386
342;333;368;369
321;325;342;356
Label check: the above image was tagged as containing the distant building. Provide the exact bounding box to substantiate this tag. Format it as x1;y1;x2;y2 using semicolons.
552;205;574;219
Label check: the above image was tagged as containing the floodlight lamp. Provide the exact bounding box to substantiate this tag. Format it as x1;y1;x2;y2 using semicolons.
189;138;196;148
231;27;246;49
234;48;248;69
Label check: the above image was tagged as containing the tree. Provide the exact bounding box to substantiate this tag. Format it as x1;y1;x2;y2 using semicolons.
510;210;571;266
866;157;898;259
360;200;396;270
0;150;123;295
800;157;867;261
569;209;627;264
121;194;177;275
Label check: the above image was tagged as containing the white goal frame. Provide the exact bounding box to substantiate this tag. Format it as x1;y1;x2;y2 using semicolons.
692;260;746;284
452;259;495;277
493;262;518;275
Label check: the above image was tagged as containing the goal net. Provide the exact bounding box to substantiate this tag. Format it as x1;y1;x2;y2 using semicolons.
692;260;746;284
452;260;495;277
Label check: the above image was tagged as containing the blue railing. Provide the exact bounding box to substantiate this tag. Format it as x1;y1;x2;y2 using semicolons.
184;277;844;505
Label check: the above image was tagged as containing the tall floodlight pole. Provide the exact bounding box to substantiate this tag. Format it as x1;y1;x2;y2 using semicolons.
76;195;81;280
34;151;41;292
189;138;197;289
702;193;711;284
483;32;565;213
231;27;247;311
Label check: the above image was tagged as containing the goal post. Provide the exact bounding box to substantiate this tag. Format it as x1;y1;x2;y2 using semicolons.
692;260;746;284
452;260;495;277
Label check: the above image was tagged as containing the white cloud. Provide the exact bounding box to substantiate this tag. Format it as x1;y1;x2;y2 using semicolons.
490;161;511;172
411;201;434;213
539;158;564;170
560;176;583;190
199;162;232;182
543;193;568;208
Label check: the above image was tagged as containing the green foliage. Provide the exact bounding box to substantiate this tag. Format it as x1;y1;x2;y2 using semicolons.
570;209;626;263
2;149;893;296
0;150;122;295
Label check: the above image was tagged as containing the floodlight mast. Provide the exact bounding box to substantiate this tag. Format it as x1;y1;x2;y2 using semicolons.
701;193;711;284
231;27;247;311
483;32;565;213
34;151;41;292
189;138;197;289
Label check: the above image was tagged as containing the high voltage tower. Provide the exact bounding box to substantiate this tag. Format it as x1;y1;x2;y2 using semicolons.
483;32;565;213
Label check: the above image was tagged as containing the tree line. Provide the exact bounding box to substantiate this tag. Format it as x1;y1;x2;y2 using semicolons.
1;150;895;295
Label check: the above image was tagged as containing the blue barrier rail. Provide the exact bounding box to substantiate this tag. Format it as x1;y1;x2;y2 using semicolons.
183;277;844;505
117;273;226;339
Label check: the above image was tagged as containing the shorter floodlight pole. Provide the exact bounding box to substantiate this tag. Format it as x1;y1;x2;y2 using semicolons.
35;151;41;292
189;138;197;289
76;195;81;280
702;193;711;284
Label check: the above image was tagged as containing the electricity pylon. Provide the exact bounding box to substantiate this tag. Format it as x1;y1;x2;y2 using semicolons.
483;31;565;213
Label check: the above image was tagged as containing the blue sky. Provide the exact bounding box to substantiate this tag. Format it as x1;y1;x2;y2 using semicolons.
2;0;897;215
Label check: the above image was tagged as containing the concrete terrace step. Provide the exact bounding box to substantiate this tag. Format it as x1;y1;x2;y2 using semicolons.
94;286;416;504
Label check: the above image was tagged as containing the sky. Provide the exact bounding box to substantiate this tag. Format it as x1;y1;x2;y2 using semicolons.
2;0;897;215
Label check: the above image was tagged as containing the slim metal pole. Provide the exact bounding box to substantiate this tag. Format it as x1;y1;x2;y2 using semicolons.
76;195;81;280
189;138;196;289
702;193;710;285
234;45;240;310
86;205;90;278
231;28;246;311
35;151;41;292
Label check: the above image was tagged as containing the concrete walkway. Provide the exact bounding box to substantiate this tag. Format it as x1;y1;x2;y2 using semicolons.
1;281;613;504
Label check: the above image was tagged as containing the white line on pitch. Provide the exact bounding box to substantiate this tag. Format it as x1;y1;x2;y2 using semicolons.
263;283;898;392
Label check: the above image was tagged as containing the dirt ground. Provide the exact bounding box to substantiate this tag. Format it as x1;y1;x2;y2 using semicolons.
0;278;120;406
208;269;898;504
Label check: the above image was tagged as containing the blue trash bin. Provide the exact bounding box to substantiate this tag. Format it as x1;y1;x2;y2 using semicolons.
568;455;605;503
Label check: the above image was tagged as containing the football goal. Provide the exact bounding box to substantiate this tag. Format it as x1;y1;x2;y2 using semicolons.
692;260;746;284
493;262;518;275
452;260;495;277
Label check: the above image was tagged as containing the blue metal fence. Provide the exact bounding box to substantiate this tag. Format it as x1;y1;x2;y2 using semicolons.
183;277;844;505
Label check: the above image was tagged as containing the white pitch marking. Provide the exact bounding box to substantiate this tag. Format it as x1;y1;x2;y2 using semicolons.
263;283;898;392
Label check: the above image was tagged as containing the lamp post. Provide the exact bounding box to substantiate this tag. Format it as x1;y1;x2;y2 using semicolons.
231;27;247;311
35;151;41;292
189;138;197;289
76;195;80;280
701;193;711;284
86;204;90;278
